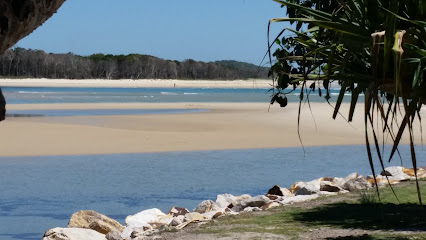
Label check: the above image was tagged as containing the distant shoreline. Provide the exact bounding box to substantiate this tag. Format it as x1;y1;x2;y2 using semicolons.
0;78;273;89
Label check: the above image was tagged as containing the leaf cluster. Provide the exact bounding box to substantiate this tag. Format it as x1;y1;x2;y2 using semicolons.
269;0;426;203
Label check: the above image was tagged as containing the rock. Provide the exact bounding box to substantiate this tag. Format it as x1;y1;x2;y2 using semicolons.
261;202;281;210
291;179;321;195
42;227;106;240
169;215;185;227
403;167;426;178
320;177;335;182
344;172;358;182
243;207;262;212
67;210;124;235
105;231;121;240
168;206;189;217
320;181;343;192
184;212;205;222
279;194;320;205
382;166;411;181
380;170;392;176
267;185;293;197
175;212;206;230
122;208;172;239
125;208;172;226
130;226;157;239
215;194;251;208
194;200;220;213
343;177;371;191
231;195;270;212
265;194;279;200
202;208;228;220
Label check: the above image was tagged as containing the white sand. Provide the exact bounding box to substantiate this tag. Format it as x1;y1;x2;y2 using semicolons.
1;101;421;157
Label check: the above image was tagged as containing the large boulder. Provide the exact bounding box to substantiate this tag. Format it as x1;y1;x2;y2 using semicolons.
194;200;220;213
267;185;293;197
381;166;411;181
215;194;251;208
167;206;189;217
105;231;121;240
67;210;123;234
122;208;172;239
231;195;270;212
343;177;371;191
42;227;105;240
320;181;344;192
291;179;321;195
403;167;426;179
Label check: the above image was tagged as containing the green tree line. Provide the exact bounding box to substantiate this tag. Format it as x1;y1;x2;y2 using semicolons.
0;47;268;80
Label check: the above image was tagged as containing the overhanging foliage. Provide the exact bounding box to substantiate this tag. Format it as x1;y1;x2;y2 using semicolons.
268;0;426;203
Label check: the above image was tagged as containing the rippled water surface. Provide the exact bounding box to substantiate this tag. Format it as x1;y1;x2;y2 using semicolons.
0;145;423;240
2;86;351;104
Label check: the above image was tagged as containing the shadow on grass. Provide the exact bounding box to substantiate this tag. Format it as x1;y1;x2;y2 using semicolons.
291;203;426;231
326;236;413;240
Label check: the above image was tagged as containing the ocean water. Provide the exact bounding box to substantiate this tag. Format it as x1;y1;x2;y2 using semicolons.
2;86;350;104
0;145;424;240
0;86;399;240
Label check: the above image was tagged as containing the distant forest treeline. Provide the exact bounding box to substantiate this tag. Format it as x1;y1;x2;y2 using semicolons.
0;48;269;80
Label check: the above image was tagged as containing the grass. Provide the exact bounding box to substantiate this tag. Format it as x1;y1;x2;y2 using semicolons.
194;181;426;239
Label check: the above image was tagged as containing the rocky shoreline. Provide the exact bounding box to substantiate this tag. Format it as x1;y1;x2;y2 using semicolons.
42;166;426;240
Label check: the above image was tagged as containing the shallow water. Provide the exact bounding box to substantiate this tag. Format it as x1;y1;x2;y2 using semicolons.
0;145;423;240
2;86;350;104
6;108;207;117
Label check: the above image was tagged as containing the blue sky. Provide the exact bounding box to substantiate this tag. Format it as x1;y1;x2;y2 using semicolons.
15;0;287;65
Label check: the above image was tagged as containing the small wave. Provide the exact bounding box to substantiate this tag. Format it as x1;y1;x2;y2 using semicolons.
18;91;58;94
183;93;200;95
160;92;178;95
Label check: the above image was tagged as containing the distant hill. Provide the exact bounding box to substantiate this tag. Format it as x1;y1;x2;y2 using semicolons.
0;47;269;80
215;60;269;79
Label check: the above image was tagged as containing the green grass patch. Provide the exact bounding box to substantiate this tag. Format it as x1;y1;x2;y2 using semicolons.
195;181;426;239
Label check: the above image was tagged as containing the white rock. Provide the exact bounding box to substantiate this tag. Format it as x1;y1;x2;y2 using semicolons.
382;166;411;181
292;179;321;195
122;208;172;239
215;194;251;208
169;215;185;227
42;227;105;240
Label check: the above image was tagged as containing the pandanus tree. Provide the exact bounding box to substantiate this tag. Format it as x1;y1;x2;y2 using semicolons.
0;0;66;121
268;0;426;203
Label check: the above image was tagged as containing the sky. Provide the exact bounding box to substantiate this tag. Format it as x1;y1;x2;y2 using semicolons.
15;0;288;65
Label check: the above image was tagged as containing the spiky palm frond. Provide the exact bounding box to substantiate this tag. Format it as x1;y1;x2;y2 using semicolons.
269;0;426;204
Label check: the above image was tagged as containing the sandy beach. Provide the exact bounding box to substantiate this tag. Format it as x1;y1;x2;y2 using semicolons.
0;79;422;157
1;101;421;157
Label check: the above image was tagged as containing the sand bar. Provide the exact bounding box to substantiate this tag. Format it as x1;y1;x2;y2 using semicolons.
1;101;423;157
0;78;273;89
